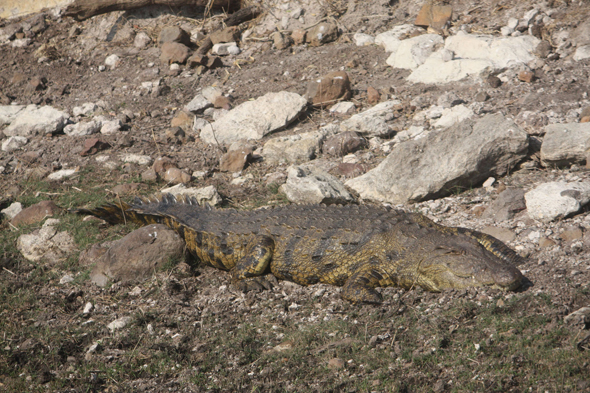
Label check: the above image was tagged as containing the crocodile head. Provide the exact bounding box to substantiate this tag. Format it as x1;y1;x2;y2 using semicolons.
411;244;524;292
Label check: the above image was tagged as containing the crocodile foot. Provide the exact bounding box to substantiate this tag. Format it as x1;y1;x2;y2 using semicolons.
234;275;279;292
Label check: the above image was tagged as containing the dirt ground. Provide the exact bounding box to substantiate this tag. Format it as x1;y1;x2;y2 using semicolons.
1;0;589;392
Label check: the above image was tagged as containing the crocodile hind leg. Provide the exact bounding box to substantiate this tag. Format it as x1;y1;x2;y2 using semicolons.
230;235;278;292
340;266;388;304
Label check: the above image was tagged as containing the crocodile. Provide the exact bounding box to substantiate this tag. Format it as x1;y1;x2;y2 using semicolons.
74;194;525;304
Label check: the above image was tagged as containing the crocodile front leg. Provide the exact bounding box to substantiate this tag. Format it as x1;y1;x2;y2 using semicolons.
340;266;388;304
230;235;277;292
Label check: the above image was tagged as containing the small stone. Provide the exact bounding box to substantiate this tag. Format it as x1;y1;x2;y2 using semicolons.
475;91;489;102
100;119;122;135
327;358;345;370
160;42;190;64
211;42;240;56
538;237;556;248
111;183;143;195
219;147;253;172
12;200;62;226
291;29;307;45
60;274;74;284
2;136;28;152
141;168;158;182
83;302;93;314
158;26;190;46
1;202;23;219
329;101;356;114
134;31;151;48
305;71;352;107
122;154;153;166
47;168;78;181
170;111;194;130
487;75;502;88
213;96;231;110
107;316;132;332
414;3;453;31
163;168;191;184
367;86;380;105
104;54;120;70
185;94;213;113
271;31;292;50
559;226;583;242
307;23;338;47
209;27;239;44
518;70;535;83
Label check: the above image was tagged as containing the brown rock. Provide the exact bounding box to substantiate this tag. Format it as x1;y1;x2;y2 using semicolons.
111;183;144;195
327;358;345;370
471;205;486;216
141;168;158;182
367;86;380;105
271;31;292;50
534;41;552;58
28;76;46;91
210;26;240;44
188;53;207;67
487;75;502;88
581;116;590;123
291;29;307;45
163;168;191;184
304;71;352;107
158;26;191;46
539;237;556;248
323;132;366;157
580;107;590;118
205;56;224;69
80;138;111;156
213;95;232;110
89;224;185;287
170;111;194;130
307;22;338;46
414;3;453;32
160;42;190;65
334;162;368;178
12;201;62;226
153;156;177;176
220;147;254;172
518;70;535;83
559;226;583;242
164;127;189;144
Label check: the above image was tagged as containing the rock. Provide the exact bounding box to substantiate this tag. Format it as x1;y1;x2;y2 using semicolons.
481;227;516;243
90;224;185;287
203;91;307;145
141;168;158;182
134;31;151;48
564;307;590;328
414;3;453;31
122;154;153;166
104;54;120;69
0;105;26;126
80;138;111;156
524;182;590;222
3;104;69;137
111;183;143;195
211;42;240;56
100;119;122;135
153;156;177;176
64;120;102;136
60;274;74;284
2;136;28;152
280;165;353;204
11;200;62;226
163;168;191;184
170;111;194;130
1;202;23;219
271;32;292;50
327;358;345;370
483;188;526;222
573;45;590;61
340;100;401;137
540;123;590;167
202;86;223;103
47;168;78;180
559;226;583;242
72;102;96;117
213;96;231;110
160;184;222;206
518;70;535;83
488;75;502;88
17;219;76;264
107;316;133;332
375;24;419;52
210;27;240;44
185;94;213;113
263;130;327;164
386;34;444;70
307;22;338;46
334;162;369;178
304;71;351;107
367;86;380;105
160;42;190;64
291;29;307;45
346;113;528;204
534;40;552;58
329;101;356;114
220;146;254;172
353;33;374;46
431;105;474;129
323;132;366;157
158;26;190;46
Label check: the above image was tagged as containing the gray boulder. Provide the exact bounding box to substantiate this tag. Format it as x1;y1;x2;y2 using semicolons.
280;165;354;204
540;122;590;167
524;181;590;222
346;113;528;204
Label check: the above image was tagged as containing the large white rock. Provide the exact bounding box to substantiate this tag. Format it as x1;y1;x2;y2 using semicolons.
432;105;475;128
346;113;528;204
160;184;222;206
203;91;307;145
540;122;590;167
573;45;590;61
386;34;444;70
524;182;590;222
340;100;401;137
3;104;69;137
64;120;102;136
375;24;420;52
280;165;353;204
17;219;76;264
1;136;28;152
0;105;26;127
407;32;540;84
263;130;327;164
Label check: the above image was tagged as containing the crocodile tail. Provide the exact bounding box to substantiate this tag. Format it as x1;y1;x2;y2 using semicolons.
70;201;133;225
